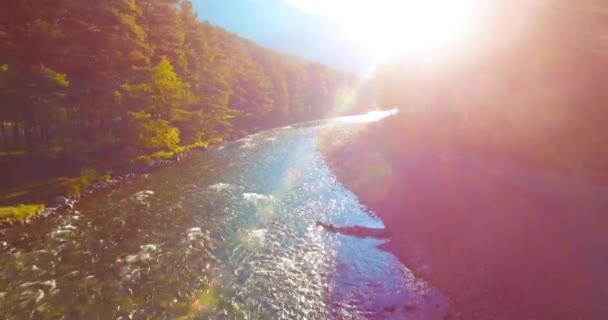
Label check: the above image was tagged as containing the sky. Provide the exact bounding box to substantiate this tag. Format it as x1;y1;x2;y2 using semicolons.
191;0;484;74
191;0;375;73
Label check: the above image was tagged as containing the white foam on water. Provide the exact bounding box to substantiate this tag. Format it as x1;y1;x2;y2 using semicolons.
125;244;159;264
71;210;82;220
51;223;77;240
208;183;236;191
247;133;261;139
63;223;77;230
131;190;155;202
243;193;274;203
141;244;157;251
186;227;203;241
237;228;268;250
19;280;57;291
249;229;267;245
35;289;45;304
239;142;256;149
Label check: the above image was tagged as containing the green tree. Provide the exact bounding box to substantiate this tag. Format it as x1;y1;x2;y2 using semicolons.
129;111;180;151
270;67;290;125
139;0;186;75
0;0;356;161
124;57;194;121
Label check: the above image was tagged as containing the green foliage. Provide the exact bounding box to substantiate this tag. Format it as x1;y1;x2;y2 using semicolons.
125;58;196;121
140;118;181;151
0;0;355;191
63;168;105;197
0;204;45;225
127;110;180;151
40;66;70;87
151;150;175;160
134;155;154;167
133;141;209;167
79;168;102;186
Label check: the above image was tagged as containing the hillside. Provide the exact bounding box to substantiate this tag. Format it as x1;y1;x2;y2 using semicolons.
0;0;357;209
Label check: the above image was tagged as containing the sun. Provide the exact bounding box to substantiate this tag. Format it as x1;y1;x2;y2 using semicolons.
288;0;481;63
341;0;481;63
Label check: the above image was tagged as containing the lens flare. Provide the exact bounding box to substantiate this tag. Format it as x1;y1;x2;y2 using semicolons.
287;0;481;63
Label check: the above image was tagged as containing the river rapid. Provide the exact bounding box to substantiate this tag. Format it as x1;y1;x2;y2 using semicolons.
0;115;449;319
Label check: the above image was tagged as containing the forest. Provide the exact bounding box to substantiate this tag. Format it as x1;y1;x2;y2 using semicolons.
0;0;356;162
0;0;360;209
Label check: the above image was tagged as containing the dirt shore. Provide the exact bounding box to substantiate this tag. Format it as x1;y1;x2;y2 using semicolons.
318;121;608;320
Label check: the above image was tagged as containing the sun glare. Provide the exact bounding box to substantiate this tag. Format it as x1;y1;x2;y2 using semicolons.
288;0;481;63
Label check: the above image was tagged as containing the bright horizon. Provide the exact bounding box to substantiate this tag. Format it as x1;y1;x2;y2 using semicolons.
285;0;481;63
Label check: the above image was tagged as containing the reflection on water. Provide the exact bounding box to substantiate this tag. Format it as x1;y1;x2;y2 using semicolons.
333;109;399;123
0;121;448;319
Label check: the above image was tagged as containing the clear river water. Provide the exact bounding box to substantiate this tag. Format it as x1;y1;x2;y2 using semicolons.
0;116;450;319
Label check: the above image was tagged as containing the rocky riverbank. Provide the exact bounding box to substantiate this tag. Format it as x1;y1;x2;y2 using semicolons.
318;120;608;320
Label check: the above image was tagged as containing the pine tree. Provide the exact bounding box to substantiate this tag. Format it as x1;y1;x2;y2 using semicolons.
0;0;356;158
138;0;186;75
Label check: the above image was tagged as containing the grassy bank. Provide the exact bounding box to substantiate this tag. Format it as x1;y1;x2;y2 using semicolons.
0;141;217;225
318;119;608;320
0;204;45;225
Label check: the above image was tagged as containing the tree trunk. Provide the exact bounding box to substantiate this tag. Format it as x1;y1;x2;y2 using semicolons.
12;121;21;151
65;104;72;142
37;117;45;144
80;104;88;138
44;122;51;146
23;120;31;150
0;122;9;156
99;117;106;131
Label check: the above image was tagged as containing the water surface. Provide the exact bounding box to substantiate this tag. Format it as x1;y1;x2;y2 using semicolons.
0;120;449;319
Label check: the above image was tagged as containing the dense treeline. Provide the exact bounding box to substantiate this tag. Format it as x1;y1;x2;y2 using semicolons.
370;1;608;176
0;0;355;158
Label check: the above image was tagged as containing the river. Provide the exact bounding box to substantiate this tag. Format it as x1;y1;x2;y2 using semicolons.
0;115;449;319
